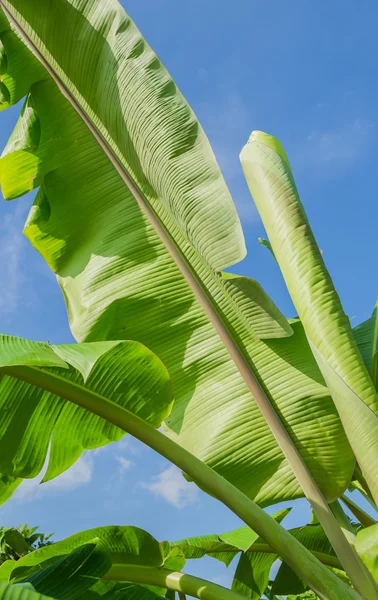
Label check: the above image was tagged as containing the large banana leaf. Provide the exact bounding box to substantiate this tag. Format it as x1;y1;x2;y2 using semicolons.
0;0;355;506
20;543;112;600
10;526;164;581
0;334;172;481
224;510;289;600
3;527;168;600
241;131;378;505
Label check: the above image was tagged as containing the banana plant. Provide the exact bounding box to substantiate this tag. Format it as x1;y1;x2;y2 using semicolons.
0;0;377;598
0;333;361;600
0;522;355;600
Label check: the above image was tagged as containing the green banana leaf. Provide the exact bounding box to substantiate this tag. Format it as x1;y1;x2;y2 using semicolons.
0;334;172;482
241;130;378;505
232;549;276;600
169;509;289;570
169;514;343;600
356;524;378;582
230;510;289;600
0;528;30;557
353;302;378;391
0;0;355;507
10;526;164;582
0;476;22;506
271;524;337;596
0;582;52;600
20;543;111;600
159;545;186;572
77;581;164;600
0;564;14;583
10;526;168;600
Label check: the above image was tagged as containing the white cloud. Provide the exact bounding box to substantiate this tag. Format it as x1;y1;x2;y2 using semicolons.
116;456;133;470
115;455;134;480
117;436;142;456
297;118;375;171
14;454;93;502
142;465;199;508
0;203;28;315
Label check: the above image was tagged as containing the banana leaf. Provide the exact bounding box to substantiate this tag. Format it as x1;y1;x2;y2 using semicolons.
0;0;354;506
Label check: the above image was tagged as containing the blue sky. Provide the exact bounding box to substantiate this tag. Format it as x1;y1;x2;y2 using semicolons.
0;0;377;591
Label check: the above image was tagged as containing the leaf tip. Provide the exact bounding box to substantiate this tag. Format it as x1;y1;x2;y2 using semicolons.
247;130;291;168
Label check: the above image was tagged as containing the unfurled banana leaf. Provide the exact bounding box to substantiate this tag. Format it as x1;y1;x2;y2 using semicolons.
10;526;164;582
0;0;354;508
241;130;378;505
9;526;255;600
20;543;111;600
4;530;167;600
0;334;172;482
168;534;237;568
169;509;289;572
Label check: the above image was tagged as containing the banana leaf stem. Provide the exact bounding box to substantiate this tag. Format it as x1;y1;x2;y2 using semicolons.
240;543;341;569
330;501;357;543
353;466;377;508
104;565;242;600
1;365;362;600
341;495;377;529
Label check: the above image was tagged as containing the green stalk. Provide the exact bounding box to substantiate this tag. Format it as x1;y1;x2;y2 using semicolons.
330;501;357;545
1;365;361;600
354;466;377;508
104;565;243;600
330;501;378;593
350;480;378;513
238;543;341;569
0;4;365;588
341;495;377;529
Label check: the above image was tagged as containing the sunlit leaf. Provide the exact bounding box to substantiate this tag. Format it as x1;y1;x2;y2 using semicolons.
11;526;163;582
20;543;111;600
0;0;354;507
241;130;378;504
0;335;172;482
356;523;378;582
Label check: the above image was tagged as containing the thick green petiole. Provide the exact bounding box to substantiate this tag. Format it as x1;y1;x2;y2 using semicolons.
341;495;377;529
104;565;244;600
2;365;361;600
